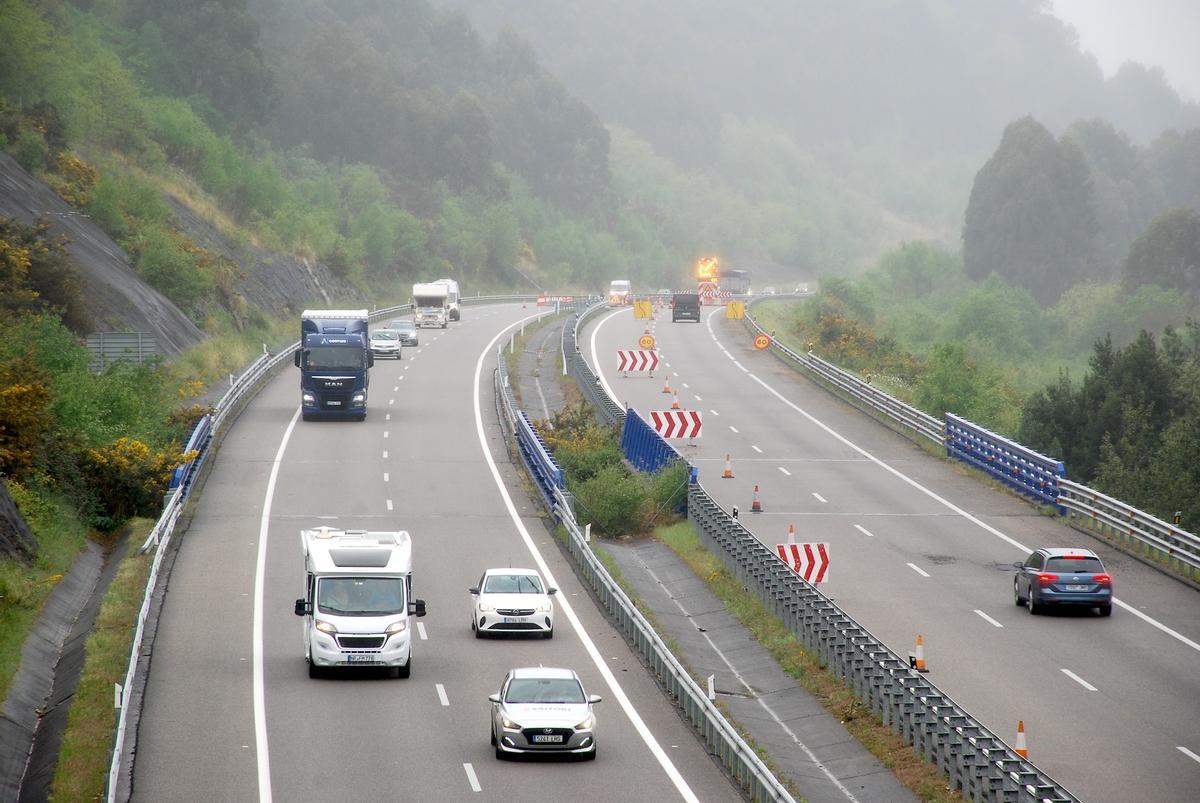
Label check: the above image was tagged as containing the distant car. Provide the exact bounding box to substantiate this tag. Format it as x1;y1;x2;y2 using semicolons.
369;329;402;359
671;292;701;322
762;286;777;295
470;568;556;638
1014;547;1112;616
389;319;419;347
489;667;601;760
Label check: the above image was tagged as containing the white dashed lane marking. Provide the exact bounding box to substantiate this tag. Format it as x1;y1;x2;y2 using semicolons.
853;524;874;537
974;610;1004;628
752;445;762;453
778;467;791;476
812;492;827;503
464;763;481;792
729;426;739;433
1061;669;1097;692
417;622;427;640
436;683;450;706
906;563;930;578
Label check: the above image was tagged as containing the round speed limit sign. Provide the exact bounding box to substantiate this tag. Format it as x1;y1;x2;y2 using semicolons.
639;334;656;349
754;334;771;350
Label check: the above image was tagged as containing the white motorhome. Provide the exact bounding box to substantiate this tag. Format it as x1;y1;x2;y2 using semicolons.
608;279;631;306
294;527;426;678
433;278;461;321
412;282;449;328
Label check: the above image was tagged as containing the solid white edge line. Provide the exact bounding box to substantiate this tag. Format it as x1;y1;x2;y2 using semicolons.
253;405;301;802
436;683;450;706
906;563;931;578
708;312;1200;655
1060;668;1098;692
463;762;481;792
1178;746;1200;764
853;524;874;538
973;609;1004;628
478;312;698;802
590;308;628;409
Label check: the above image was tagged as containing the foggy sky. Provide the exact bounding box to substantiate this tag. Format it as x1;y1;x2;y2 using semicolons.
1051;0;1200;102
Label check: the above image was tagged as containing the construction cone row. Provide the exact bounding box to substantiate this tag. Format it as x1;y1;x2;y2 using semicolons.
786;523;796;544
722;453;734;478
751;485;762;513
670;391;681;410
912;634;927;672
1015;720;1028;759
662;377;672;393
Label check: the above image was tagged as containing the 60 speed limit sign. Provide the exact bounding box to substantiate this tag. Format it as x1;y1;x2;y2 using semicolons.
754;334;771;350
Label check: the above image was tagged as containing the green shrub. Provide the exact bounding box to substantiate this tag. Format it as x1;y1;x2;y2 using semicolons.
12;129;47;172
576;463;647;535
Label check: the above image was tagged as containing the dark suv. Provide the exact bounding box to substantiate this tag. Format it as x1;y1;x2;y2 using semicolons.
1014;547;1112;616
672;292;700;322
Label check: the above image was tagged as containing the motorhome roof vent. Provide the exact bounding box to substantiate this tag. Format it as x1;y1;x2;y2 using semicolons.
330;547;393;567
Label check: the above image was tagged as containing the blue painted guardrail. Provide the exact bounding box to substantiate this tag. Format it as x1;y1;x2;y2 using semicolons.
944;413;1064;509
620;406;683;474
515;409;566;512
167;414;212;495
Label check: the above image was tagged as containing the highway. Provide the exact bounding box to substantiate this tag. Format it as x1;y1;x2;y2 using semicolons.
584;302;1200;803
131;303;734;801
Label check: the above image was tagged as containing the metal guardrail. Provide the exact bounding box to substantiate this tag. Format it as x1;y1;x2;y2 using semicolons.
742;298;943;444
494;333;792;801
688;484;1079;803
1058;478;1200;576
566;302;626;428
944;413;1064;509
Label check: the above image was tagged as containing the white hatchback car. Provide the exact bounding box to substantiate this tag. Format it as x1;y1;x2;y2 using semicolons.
489;667;600;759
470;568;556;639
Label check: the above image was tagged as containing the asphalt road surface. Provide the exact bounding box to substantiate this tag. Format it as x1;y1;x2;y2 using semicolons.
132;303;736;802
583;302;1200;803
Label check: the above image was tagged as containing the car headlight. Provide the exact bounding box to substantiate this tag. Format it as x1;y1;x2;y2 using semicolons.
302;393;315;402
574;714;594;731
385;620;407;635
500;714;522;730
314;620;338;634
352;393;365;402
536;602;552;613
477;602;496;612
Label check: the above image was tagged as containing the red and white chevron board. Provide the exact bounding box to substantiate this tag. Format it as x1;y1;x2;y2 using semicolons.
775;542;830;583
649;410;702;438
617;350;660;372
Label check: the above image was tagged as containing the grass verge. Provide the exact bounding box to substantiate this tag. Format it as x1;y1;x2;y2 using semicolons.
49;518;154;801
656;521;962;803
0;483;92;703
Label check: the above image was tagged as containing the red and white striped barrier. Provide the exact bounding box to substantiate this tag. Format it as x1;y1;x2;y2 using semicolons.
617;350;660;372
649;410;702;439
775;542;830;583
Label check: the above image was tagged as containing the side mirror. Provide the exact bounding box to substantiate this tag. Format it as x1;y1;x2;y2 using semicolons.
294;599;311;616
411;598;427;617
293;351;301;368
488;693;501;704
547;588;558;596
1012;562;1024;570
588;694;603;704
468;587;480;595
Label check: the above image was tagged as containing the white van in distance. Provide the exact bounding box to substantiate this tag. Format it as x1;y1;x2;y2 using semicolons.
294;527;426;678
608;279;631;306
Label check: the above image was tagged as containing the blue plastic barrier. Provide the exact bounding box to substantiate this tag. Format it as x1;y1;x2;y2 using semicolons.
621;407;682;474
944;412;1063;508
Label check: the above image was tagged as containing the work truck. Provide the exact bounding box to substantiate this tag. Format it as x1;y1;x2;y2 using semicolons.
294;527;427;678
294;309;372;420
413;282;449;328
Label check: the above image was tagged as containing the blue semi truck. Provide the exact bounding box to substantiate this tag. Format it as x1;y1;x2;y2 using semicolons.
294;309;373;420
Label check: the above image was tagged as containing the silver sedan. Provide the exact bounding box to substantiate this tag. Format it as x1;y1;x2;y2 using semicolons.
489;667;600;760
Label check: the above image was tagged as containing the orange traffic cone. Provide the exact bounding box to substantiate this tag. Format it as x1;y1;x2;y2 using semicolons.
750;485;762;513
670;391;681;410
786;523;796;543
722;454;734;478
1015;720;1028;759
912;634;927;672
662;376;672;393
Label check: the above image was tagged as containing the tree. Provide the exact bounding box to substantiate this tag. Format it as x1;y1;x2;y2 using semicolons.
962;116;1098;305
1122;208;1200;300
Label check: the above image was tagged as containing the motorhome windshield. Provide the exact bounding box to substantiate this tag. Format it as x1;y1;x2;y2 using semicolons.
317;577;406;616
414;295;444;307
304;346;364;371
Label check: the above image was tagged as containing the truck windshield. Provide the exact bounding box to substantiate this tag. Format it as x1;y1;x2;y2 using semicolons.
317;577;405;615
304;346;363;371
414;296;444;307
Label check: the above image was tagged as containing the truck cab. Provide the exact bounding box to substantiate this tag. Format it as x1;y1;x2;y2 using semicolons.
295;309;372;420
608;280;631;306
294;527;427;678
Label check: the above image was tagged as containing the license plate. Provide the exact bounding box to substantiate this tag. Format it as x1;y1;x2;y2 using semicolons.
1065;584;1088;591
344;654;377;663
532;734;563;743
326;400;342;406
503;617;527;623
